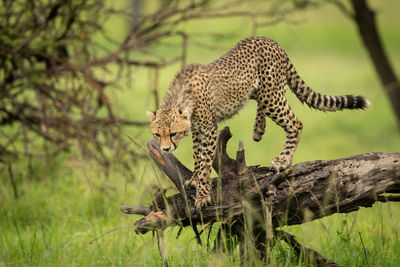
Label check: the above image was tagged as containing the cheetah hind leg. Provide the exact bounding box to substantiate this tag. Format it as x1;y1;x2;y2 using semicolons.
266;98;303;173
269;118;303;172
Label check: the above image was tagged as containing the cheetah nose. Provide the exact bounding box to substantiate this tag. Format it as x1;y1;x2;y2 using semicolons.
162;147;170;152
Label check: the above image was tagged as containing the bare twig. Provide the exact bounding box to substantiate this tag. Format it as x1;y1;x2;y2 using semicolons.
120;205;151;215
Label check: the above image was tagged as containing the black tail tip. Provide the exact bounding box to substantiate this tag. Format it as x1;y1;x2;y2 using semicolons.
356;95;371;109
346;95;371;109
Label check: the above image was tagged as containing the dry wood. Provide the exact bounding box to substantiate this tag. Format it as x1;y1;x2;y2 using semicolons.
121;126;400;264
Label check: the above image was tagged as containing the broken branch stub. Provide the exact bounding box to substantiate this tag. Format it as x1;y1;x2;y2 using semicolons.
147;138;193;193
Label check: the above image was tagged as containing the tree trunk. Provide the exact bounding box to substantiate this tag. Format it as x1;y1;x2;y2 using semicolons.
121;127;400;265
350;0;400;129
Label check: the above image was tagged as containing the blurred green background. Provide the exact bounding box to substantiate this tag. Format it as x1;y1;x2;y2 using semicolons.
1;0;399;266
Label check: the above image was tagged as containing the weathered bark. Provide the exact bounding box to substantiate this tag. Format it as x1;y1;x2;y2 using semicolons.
349;0;400;128
122;127;400;265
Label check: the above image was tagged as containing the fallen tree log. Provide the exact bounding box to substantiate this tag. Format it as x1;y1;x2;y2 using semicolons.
122;127;400;266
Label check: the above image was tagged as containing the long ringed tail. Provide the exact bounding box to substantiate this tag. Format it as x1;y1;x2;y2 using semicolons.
286;61;370;111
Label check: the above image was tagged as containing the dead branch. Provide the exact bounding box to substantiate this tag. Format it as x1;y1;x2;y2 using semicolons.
120;205;150;216
122;126;400;264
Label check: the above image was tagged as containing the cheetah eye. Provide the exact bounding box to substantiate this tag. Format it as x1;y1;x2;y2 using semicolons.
154;133;160;137
170;132;177;137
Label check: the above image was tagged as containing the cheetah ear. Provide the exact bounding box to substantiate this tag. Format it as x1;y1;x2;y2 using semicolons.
146;111;156;121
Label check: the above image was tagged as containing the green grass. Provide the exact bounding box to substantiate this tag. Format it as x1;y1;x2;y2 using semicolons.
1;0;400;266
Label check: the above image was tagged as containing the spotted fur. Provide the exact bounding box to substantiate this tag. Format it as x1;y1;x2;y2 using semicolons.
147;37;370;209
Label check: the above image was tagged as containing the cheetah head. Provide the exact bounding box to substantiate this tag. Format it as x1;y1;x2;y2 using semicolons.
146;107;191;152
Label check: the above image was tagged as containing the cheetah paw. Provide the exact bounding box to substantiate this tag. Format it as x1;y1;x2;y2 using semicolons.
184;173;198;189
195;194;212;211
253;130;264;142
270;155;292;173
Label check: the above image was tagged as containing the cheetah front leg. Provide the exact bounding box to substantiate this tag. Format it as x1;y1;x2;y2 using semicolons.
184;131;202;189
194;126;217;210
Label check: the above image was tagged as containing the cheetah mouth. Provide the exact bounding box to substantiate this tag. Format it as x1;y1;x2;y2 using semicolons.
161;145;176;153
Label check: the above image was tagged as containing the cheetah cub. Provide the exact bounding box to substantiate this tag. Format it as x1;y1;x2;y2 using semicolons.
146;37;370;209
